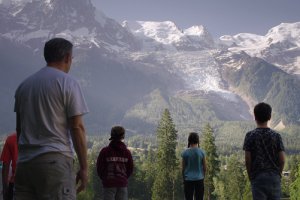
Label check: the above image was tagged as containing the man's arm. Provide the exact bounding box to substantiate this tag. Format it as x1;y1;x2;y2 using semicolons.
278;151;285;174
16;112;21;146
69;115;88;194
245;151;252;182
202;156;207;179
2;162;10;200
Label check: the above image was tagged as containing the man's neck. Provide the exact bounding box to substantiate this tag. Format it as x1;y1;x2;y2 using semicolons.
47;63;68;73
189;143;198;149
256;122;269;128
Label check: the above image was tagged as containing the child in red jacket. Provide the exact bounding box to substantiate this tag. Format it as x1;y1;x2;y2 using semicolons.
97;126;134;200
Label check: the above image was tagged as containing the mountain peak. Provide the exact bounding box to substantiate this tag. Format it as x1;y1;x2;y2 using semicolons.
0;0;140;53
184;25;206;33
122;21;188;51
123;21;217;51
184;25;215;48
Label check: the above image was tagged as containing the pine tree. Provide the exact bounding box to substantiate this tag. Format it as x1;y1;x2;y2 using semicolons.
281;175;291;198
174;143;185;199
212;177;226;200
90;151;103;200
242;170;252;200
152;108;178;200
139;140;145;149
225;153;244;200
201;123;220;200
128;159;145;199
212;166;227;200
290;155;298;183
290;163;300;200
144;149;155;200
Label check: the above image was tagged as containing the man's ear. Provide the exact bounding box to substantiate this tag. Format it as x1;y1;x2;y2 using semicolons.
64;53;71;63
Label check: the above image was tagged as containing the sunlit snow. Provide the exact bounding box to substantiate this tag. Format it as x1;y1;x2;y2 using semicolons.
1;0;300;103
123;21;189;51
128;50;239;103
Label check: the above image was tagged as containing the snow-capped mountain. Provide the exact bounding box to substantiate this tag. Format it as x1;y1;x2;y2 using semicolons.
123;21;300;92
225;22;300;79
1;0;300;125
1;0;299;74
122;21;217;51
0;0;140;53
184;25;215;49
123;20;300;79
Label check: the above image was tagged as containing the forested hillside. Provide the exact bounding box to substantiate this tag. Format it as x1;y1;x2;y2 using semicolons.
74;114;300;200
1;0;300;198
70;47;167;131
222;57;300;127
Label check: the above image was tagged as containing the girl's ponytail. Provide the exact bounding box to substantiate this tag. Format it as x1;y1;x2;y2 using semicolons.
188;132;200;148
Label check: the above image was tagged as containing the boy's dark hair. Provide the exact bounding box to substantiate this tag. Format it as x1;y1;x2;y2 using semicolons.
254;102;272;123
44;38;73;64
188;132;200;148
109;126;125;140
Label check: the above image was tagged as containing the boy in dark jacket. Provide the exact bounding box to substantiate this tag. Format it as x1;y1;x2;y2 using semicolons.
97;126;134;200
243;102;285;200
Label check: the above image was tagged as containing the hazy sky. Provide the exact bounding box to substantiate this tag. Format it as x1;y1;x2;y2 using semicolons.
91;0;300;38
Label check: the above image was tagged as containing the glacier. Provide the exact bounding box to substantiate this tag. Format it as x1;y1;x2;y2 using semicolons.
127;50;239;103
1;0;300;104
122;20;300;102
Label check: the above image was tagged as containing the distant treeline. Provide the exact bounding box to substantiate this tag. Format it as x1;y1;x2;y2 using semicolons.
75;109;300;200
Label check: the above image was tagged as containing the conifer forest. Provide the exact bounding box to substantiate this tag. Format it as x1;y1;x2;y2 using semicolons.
65;108;300;200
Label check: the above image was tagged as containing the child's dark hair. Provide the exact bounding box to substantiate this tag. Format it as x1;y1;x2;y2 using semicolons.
188;132;200;148
254;102;272;123
109;126;125;140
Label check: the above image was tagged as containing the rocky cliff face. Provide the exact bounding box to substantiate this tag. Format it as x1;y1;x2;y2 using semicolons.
1;0;300;132
1;1;299;77
0;0;140;53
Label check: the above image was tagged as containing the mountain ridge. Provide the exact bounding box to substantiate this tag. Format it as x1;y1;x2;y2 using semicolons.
0;0;140;53
0;0;300;141
1;0;299;79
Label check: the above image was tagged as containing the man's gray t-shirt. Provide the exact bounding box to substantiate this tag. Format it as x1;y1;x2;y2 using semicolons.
14;67;89;163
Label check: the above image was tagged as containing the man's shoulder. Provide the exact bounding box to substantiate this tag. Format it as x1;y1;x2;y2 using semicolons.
44;67;78;83
268;128;280;135
42;68;82;91
268;129;284;143
255;128;281;138
16;69;40;89
17;67;78;88
245;129;257;137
